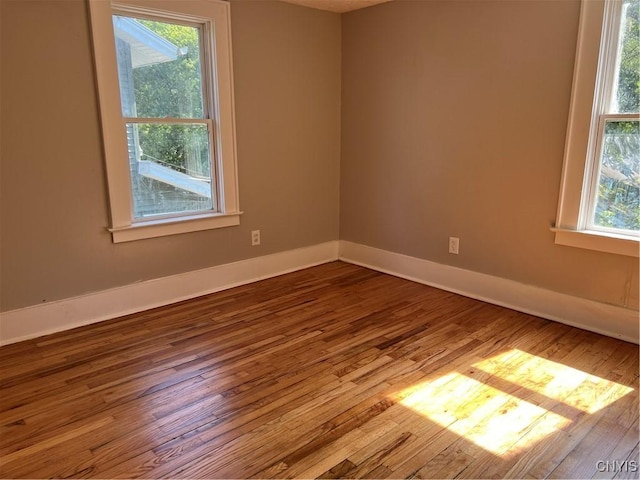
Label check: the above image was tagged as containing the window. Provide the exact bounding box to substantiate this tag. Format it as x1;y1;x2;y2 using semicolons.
89;0;240;243
554;0;639;257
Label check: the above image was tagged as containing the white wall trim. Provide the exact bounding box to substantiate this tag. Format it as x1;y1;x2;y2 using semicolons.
339;240;639;344
3;239;637;346
0;241;339;346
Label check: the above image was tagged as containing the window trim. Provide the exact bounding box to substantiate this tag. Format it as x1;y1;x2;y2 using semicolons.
554;0;638;257
88;0;241;243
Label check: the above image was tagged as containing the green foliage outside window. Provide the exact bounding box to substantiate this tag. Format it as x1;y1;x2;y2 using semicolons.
132;20;209;177
595;121;639;230
615;0;639;114
594;0;640;232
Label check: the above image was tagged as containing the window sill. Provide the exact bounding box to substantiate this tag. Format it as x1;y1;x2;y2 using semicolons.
552;227;639;257
109;212;242;243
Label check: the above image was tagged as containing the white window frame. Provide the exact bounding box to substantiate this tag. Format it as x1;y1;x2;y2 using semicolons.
554;0;639;257
88;0;241;243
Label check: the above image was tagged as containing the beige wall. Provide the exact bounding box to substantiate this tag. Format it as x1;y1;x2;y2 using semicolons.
1;0;637;315
340;0;639;309
0;0;341;311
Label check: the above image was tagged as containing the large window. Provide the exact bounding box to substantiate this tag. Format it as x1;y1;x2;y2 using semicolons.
555;0;639;257
89;0;240;243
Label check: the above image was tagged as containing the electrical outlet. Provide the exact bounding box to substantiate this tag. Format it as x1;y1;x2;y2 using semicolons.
449;237;459;254
251;230;261;246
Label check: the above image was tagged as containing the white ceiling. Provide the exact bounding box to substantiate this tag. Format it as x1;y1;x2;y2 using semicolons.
280;0;392;13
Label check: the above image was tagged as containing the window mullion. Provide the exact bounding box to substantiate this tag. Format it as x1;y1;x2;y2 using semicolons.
598;113;639;121
123;117;210;124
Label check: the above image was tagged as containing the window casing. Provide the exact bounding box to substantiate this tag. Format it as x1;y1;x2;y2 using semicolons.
89;0;240;243
554;0;639;257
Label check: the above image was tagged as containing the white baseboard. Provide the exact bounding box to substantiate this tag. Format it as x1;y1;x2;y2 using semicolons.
0;241;340;346
339;240;639;344
3;239;637;346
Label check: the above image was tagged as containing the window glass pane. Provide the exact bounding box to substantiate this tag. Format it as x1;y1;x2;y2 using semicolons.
593;120;640;232
611;0;639;114
113;15;204;119
126;123;215;219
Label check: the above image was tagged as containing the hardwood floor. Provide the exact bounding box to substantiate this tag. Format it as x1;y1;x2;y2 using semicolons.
0;261;638;479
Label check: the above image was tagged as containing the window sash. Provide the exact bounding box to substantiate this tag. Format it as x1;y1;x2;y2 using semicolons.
596;0;625;115
583;114;639;235
113;10;214;121
113;11;218;220
125;118;218;220
577;0;638;236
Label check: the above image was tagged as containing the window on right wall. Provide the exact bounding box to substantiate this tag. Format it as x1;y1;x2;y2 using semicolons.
554;0;639;257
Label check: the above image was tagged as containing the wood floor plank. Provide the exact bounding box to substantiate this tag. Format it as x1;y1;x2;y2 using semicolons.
0;262;637;479
613;442;640;480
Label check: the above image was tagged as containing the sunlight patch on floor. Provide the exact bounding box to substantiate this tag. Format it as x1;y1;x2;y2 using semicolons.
392;349;634;456
473;349;634;414
397;372;568;455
